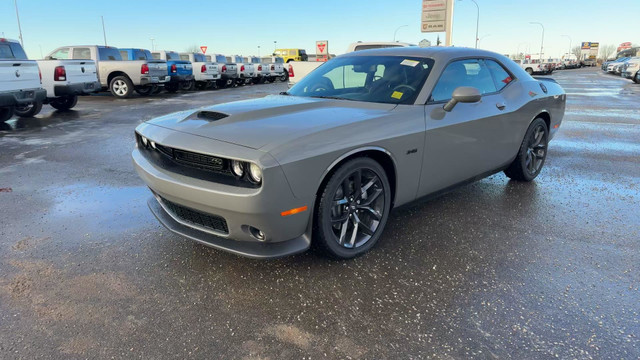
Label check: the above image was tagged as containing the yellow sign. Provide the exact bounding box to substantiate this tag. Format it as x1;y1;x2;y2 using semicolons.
391;91;403;99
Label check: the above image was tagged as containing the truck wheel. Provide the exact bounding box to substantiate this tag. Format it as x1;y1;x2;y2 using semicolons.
50;96;78;111
216;80;227;89
165;83;179;93
0;107;14;122
634;72;640;84
109;76;134;98
279;72;288;82
135;85;156;96
180;80;195;91
525;68;533;75
13;101;43;118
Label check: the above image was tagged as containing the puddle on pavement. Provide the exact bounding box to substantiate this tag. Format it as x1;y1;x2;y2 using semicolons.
48;184;153;233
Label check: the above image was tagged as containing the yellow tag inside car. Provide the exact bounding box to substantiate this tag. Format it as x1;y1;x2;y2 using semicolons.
391;91;403;99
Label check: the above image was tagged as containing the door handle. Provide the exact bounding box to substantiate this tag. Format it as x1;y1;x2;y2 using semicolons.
496;103;506;110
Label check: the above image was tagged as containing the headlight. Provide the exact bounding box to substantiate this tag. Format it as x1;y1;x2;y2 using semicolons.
231;160;244;177
141;136;148;146
248;163;262;184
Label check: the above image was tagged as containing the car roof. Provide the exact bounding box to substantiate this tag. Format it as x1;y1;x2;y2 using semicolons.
341;46;506;62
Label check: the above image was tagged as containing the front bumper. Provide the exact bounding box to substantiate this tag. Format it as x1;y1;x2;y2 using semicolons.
0;88;46;107
53;81;101;97
131;126;313;258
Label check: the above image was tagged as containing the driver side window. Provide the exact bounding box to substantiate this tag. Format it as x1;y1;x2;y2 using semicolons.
430;59;497;102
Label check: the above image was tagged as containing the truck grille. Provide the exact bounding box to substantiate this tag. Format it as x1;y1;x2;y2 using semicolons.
160;197;229;234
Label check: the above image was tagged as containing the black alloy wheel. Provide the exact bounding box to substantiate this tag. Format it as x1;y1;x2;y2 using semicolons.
505;118;549;181
315;157;391;259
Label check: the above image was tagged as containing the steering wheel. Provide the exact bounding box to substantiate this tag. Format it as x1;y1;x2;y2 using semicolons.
392;84;416;93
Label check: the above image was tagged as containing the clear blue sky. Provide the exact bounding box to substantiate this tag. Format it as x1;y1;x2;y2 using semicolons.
1;0;638;59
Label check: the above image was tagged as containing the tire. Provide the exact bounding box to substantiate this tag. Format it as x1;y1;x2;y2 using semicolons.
195;82;208;90
135;86;156;96
50;95;78;111
165;83;179;93
504;118;549;181
109;76;134;98
313;157;392;259
13;101;43;118
152;86;163;95
279;72;289;82
0;106;14;122
634;72;640;84
180;80;195;91
216;79;228;89
525;68;533;75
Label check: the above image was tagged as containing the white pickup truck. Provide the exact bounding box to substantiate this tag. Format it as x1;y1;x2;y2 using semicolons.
179;52;220;89
245;56;268;84
0;38;46;122
225;55;254;85
287;41;413;86
514;59;551;75
206;54;238;88
262;56;287;82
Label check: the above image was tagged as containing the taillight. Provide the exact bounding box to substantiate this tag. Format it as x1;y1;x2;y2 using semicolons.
54;66;66;81
171;64;177;73
141;64;149;74
221;65;227;73
201;64;207;73
38;68;42;83
270;65;275;71
258;65;262;71
288;64;294;77
240;65;245;72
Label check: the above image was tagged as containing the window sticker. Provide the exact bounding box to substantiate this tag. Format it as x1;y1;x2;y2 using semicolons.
400;59;419;67
391;91;404;99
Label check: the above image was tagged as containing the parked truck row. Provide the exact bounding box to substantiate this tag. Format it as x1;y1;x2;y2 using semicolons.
0;39;290;121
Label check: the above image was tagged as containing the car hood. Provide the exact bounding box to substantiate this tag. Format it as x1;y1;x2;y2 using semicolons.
145;95;396;150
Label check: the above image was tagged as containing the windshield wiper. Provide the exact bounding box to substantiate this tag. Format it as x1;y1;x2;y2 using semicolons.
310;95;353;101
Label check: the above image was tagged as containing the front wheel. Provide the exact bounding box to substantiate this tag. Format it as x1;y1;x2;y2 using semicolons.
0;106;14;122
13;101;43;118
504;118;549;181
50;95;78;111
314;157;392;259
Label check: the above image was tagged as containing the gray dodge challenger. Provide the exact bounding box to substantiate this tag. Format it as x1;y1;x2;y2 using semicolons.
133;47;565;259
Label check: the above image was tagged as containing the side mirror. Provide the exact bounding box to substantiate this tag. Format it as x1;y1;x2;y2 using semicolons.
443;86;481;112
44;55;53;60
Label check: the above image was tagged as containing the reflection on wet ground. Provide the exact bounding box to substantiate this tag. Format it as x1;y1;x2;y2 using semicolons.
0;68;638;359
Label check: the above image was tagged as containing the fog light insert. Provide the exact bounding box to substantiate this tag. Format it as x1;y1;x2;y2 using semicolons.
249;226;265;241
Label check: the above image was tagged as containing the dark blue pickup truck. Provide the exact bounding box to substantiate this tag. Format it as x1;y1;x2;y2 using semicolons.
151;50;194;92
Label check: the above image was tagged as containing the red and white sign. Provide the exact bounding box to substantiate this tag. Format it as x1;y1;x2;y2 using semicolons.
200;46;208;54
316;41;328;55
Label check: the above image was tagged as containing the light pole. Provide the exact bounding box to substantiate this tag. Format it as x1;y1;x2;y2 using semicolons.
274;41;277;52
150;38;155;51
561;35;571;58
14;0;24;46
101;16;107;46
393;25;408;42
459;0;479;48
530;22;544;61
257;46;260;57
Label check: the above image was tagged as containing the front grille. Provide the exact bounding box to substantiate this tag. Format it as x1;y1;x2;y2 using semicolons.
174;149;225;171
160;197;229;234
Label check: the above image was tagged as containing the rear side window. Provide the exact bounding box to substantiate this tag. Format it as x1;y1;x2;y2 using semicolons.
485;59;513;91
73;48;91;59
179;54;189;61
216;55;227;63
194;54;206;62
133;50;147;60
98;47;122;61
1;43;28;60
151;53;161;60
50;47;70;60
166;52;180;60
430;59;497;102
119;50;128;59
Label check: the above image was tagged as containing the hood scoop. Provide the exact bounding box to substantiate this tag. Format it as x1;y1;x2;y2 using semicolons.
188;110;229;121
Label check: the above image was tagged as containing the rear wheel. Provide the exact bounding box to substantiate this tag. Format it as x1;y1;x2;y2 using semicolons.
504;118;549;181
634;71;640;84
109;76;133;98
216;79;228;89
279;72;288;82
165;83;179;93
314;158;392;259
180;80;195;91
50;95;78;111
0;107;14;122
135;85;156;96
525;68;533;75
13;101;43;118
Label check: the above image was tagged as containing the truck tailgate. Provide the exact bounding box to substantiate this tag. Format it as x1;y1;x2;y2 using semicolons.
147;61;167;78
0;60;41;92
61;60;98;83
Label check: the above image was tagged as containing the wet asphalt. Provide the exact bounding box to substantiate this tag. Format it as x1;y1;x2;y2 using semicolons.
0;68;638;359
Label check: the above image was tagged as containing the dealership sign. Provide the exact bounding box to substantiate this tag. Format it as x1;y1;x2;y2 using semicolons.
316;41;328;55
421;0;448;32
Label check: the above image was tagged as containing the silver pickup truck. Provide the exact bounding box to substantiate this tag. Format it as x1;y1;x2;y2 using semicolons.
46;45;169;98
206;54;238;88
0;38;46;122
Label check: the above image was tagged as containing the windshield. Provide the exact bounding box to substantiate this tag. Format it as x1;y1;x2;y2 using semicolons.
287;56;434;105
